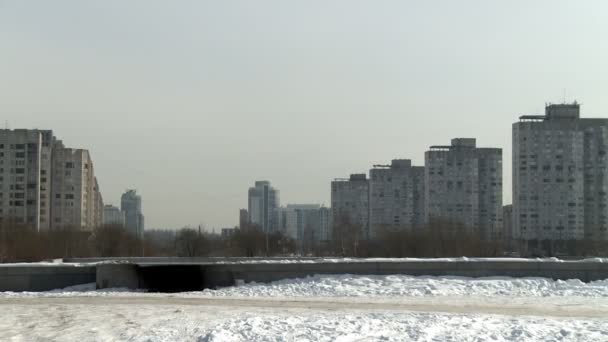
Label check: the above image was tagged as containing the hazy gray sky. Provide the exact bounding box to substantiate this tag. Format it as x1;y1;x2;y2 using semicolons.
2;1;607;230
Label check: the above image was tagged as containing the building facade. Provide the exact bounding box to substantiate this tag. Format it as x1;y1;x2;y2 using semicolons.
503;204;513;250
248;181;279;233
0;129;103;231
121;189;144;238
513;103;608;245
0;129;55;230
425;138;502;240
331;173;370;239
50;145;103;230
369;159;425;237
103;204;125;226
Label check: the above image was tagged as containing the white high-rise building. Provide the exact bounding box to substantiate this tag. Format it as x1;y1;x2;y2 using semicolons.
369;159;425;237
425;138;502;240
248;181;279;233
513;103;608;247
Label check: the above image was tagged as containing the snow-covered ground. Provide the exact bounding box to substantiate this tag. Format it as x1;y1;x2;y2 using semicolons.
200;274;608;298
2;274;608;341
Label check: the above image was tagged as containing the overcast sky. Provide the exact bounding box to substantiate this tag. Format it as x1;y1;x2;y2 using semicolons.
2;1;608;230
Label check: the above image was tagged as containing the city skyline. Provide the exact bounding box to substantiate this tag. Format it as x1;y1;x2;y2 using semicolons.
3;1;608;229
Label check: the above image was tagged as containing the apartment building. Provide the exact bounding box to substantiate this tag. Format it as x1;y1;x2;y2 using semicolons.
369;159;425;237
425;138;502;240
331;173;370;239
513;103;608;245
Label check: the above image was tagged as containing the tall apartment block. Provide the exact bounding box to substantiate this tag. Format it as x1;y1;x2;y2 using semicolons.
51;143;104;230
513;103;608;245
425;138;502;240
331;174;370;239
0;129;103;231
121;189;144;238
369;159;425;237
0;129;54;230
248;181;279;233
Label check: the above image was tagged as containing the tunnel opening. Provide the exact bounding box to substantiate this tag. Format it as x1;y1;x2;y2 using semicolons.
138;265;205;292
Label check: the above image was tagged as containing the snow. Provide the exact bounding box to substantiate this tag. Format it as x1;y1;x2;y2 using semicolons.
200;274;608;298
2;274;608;340
1;299;607;342
200;312;608;342
209;257;608;264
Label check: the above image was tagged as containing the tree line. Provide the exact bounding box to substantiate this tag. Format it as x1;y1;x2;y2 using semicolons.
1;220;606;262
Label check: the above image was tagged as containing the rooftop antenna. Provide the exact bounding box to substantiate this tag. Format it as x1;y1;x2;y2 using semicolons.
563;89;567;104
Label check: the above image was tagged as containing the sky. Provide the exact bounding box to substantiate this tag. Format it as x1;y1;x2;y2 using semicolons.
2;1;608;230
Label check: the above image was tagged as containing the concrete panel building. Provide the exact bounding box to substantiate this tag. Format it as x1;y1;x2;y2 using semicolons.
369;159;425;237
331;173;370;239
248;181;279;233
121;190;144;238
50;145;103;231
425;138;502;240
513;103;608;247
103;204;125;226
0;129;55;231
0;129;103;232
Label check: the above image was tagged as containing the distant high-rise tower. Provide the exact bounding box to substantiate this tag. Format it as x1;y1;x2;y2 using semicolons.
239;208;248;228
513;103;608;248
247;181;279;233
121;189;144;238
425;138;502;240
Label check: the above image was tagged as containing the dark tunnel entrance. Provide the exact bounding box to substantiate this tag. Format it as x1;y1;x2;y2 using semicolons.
138;265;205;292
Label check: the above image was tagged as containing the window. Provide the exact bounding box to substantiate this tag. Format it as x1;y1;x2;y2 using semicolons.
65;194;75;199
65;162;74;169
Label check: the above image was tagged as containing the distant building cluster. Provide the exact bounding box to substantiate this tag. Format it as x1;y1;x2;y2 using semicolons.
243;102;608;255
242;181;331;251
0;129;144;237
332;138;503;242
102;189;145;239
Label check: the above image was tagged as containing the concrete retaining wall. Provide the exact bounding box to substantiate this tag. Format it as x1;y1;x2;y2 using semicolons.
201;260;608;288
0;265;96;291
3;259;608;292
